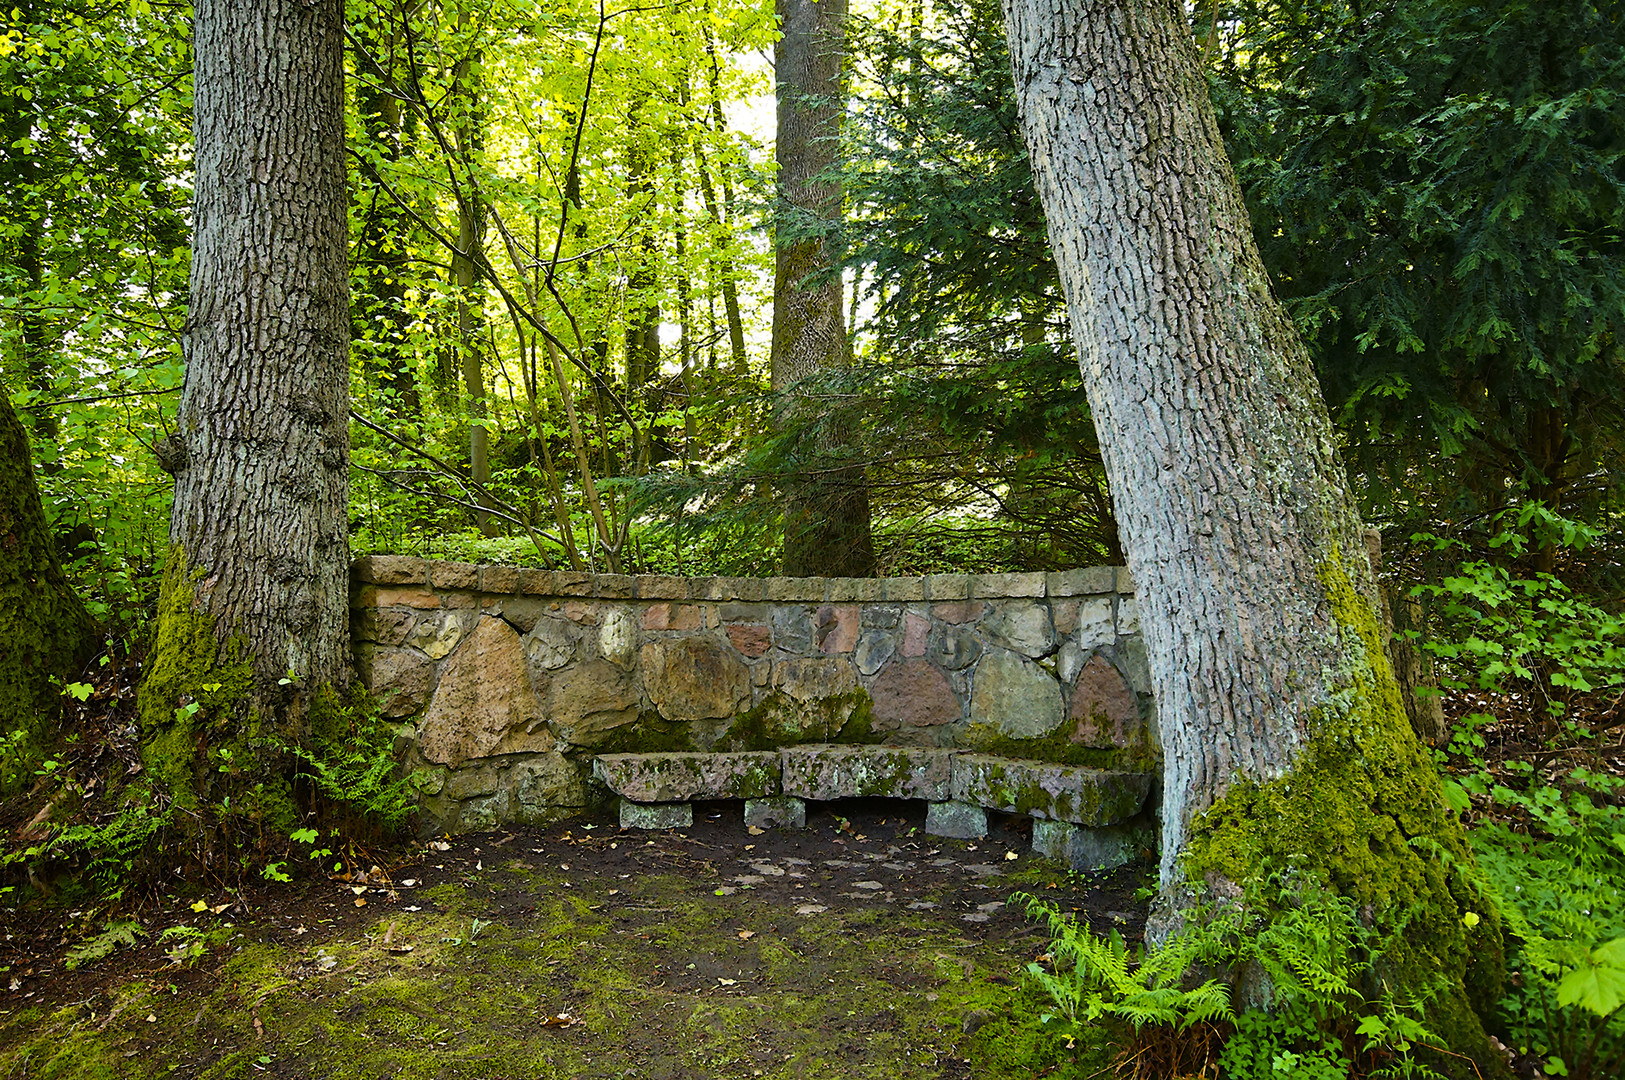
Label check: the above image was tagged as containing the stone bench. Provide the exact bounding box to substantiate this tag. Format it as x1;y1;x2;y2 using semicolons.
592;745;1155;870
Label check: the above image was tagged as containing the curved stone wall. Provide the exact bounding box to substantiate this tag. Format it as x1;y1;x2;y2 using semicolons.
351;557;1156;833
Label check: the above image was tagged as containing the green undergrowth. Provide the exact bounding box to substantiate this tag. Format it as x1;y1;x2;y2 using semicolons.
1019;876;1459;1080
0;856;1080;1078
1181;551;1505;1076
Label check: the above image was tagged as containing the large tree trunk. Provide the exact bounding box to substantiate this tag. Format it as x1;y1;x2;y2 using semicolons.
142;0;350;806
0;391;94;793
1001;0;1503;1067
772;0;874;577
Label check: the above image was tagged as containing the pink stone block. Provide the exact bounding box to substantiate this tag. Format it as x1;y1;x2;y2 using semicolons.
868;658;961;728
816;604;859;654
727;624;772;658
902;611;930;657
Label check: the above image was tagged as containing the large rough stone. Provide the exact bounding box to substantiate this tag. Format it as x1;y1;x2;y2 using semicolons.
523;616;579;672
355;606;416;646
770;606;813;653
1057;640;1086;686
407;611;470;660
927;624;982;670
545;658;641;746
1116;597;1139;635
458;792;508;831
861;605;901;629
1075;597;1115;648
901;611;930;657
620;799;692;830
771;656;858;702
815;604;859;654
418;616;555;767
642;638;750;721
949;754;1150;825
641;603;707;631
593;751;780;801
1031;818;1142;871
512;753;586;819
726;624;771;658
355;643;433;718
745;796;806;828
968;648;1064;738
444;764;499;799
982;600;1055;657
1069;655;1143;748
599;606;637;668
925;801;987;839
853;629;896;676
868;658;960;729
1045;566;1116;597
780;744;956;801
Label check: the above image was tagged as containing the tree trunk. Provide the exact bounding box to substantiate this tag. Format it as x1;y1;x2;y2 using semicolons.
452;42;497;537
0;391;94;793
772;0;874;578
353;10;421;417
1001;0;1502;1067
142;0;350;808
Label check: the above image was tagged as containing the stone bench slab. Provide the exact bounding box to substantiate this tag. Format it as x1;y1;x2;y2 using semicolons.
950;753;1149;826
779;744;956;801
593;751;780;802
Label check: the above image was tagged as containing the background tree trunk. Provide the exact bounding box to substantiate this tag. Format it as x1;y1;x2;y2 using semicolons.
772;0;874;577
142;0;350;797
0;391;94;793
1001;0;1502;1067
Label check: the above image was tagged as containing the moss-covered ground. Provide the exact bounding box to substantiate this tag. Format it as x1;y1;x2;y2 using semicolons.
0;801;1146;1079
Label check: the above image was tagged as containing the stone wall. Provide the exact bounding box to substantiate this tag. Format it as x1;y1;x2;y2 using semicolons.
352;557;1157;833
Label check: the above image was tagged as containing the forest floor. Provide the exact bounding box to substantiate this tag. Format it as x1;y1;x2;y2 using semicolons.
0;798;1144;1080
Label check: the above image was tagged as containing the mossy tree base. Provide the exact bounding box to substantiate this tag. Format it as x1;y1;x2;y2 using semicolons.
0;392;95;794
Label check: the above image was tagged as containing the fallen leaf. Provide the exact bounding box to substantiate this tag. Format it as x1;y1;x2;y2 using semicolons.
855;834;867;841
400;879;417;887
717;978;738;986
382;944;414;955
146;1014;156;1023
1004;851;1019;861
350;886;367;895
428;841;451;852
743;845;755;851
354;898;367;908
607;889;619;896
746;826;764;836
539;1013;580;1028
737;930;756;940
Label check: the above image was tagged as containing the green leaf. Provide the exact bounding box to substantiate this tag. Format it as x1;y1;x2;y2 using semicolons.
1555;938;1625;1016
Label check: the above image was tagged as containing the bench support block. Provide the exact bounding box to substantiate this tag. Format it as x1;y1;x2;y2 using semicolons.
925;800;988;839
744;796;806;829
619;798;693;830
1031;819;1140;871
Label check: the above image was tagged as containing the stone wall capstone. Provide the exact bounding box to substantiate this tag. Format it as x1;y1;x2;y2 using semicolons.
351;557;1155;833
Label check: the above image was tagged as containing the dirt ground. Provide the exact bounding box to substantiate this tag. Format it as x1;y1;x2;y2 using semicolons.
0;797;1151;1079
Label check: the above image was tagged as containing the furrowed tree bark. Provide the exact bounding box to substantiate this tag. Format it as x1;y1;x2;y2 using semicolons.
142;0;350;813
1000;0;1503;1069
772;0;874;577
